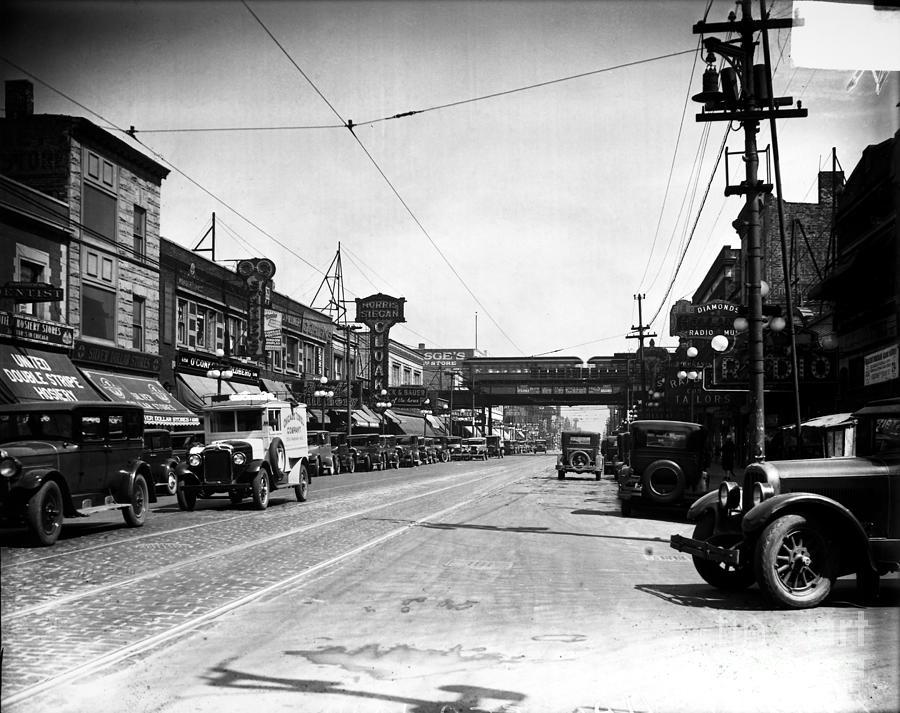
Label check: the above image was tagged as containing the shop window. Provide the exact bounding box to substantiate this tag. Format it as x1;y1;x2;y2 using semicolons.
285;335;299;373
15;246;51;320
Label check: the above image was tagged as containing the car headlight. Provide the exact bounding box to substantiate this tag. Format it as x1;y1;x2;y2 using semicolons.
232;452;247;466
188;453;201;467
0;456;20;479
718;481;741;509
752;482;775;506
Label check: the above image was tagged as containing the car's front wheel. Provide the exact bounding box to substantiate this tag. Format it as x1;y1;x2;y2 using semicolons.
294;464;309;502
164;467;178;496
26;480;64;546
755;513;835;609
690;513;754;590
176;487;197;511
346;457;356;473
123;474;149;528
251;472;270;510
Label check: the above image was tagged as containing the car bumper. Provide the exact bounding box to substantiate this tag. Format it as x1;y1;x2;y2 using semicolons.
669;533;741;565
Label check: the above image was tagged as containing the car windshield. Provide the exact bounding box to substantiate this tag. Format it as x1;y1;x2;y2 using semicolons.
0;411;73;442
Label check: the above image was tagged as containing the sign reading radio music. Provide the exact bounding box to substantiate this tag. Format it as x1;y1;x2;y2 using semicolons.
355;293;406;395
669;299;740;339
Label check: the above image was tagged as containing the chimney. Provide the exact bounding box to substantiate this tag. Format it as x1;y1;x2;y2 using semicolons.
5;79;34;119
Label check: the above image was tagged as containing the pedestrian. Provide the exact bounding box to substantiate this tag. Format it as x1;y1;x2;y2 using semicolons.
721;432;736;482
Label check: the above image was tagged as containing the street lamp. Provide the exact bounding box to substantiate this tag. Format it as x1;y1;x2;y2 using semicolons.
206;348;234;397
375;389;392;435
421;398;431;437
313;376;334;428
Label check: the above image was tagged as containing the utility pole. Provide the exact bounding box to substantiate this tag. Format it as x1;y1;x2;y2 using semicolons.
692;0;806;461
626;293;656;417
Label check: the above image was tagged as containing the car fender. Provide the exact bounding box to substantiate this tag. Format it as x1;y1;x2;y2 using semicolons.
287;457;310;485
240;459;266;484
175;461;200;488
116;460;157;504
742;492;875;571
685;490;719;522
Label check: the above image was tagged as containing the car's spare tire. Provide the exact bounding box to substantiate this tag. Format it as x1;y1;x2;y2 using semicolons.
641;460;685;504
569;450;590;469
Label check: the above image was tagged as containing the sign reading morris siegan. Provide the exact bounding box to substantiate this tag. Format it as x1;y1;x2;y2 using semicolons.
355;294;406;395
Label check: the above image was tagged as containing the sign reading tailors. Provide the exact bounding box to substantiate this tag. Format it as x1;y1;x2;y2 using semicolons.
355;294;406;395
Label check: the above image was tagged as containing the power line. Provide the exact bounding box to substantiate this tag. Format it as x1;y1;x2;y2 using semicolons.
242;0;526;356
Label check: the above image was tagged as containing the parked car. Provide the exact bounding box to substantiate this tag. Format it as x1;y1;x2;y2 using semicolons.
175;394;310;510
556;430;602;480
329;431;356;473
396;435;423;467
307;429;338;476
171;430;205;462
346;433;397;471
534;440;548;453
142;428;180;495
671;398;900;609
486;434;504;458
433;436;453;463
420;437;438;464
0;402;156;546
616;420;710;515
447;436;465;461
462;436;488;461
380;435;401;469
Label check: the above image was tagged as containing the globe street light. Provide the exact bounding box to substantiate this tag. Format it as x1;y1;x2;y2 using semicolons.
375;389;392;435
206;348;234;397
313;376;334;427
421;397;431;437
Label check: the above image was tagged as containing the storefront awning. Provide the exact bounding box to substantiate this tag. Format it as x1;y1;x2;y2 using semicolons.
261;378;292;401
0;343;101;403
80;369;200;428
176;374;261;412
350;407;380;428
383;409;431;436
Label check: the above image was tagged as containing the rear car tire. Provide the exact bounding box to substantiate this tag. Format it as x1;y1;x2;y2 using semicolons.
123;474;149;528
177;487;197;511
294;464;309;502
252;472;270;510
690;513;754;590
164;467;178;496
26;480;64;546
346;458;356;473
755;513;835;609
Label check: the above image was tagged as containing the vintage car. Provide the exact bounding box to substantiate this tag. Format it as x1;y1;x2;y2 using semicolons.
447;436;466;461
329;432;356;473
462;436;488;461
175;394;310;510
307;429;338;476
421;437;439;464
433;436;453;463
346;433;397;471
396;435;423;467
534;440;548;454
380;435;401;469
556;430;602;480
616;420;709;515
171;430;205;462
670;398;900;609
485;434;504;458
142;428;180;496
0;402;156;546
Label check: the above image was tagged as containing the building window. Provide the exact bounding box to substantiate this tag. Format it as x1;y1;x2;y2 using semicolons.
133;205;146;258
285;336;300;373
176;297;223;353
391;364;401;385
82;283;116;341
132;296;145;350
15;246;52;319
334;353;344;381
83;183;117;243
227;315;246;356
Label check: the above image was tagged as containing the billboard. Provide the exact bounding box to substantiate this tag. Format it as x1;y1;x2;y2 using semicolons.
419;349;475;369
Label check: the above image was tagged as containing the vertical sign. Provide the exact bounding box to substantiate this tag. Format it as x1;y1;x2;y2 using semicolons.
264;309;282;352
355;293;406;396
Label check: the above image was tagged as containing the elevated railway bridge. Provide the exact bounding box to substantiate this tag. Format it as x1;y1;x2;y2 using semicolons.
436;355;632;410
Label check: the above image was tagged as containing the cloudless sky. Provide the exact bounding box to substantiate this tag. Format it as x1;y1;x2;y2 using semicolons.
1;0;897;366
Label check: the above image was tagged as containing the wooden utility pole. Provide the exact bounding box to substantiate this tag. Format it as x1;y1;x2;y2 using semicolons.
626;293;656;417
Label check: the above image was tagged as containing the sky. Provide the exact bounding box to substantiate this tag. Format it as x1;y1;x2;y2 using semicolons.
1;0;897;367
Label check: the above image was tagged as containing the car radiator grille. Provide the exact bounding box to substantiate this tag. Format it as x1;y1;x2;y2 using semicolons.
202;449;233;484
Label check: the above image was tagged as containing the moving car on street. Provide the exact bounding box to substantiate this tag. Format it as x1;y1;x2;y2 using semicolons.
616;420;710;515
556;430;602;480
0;402;156;546
175;394;311;510
670;397;900;609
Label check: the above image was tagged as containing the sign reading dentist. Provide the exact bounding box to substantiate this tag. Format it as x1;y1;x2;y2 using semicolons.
355;294;406;396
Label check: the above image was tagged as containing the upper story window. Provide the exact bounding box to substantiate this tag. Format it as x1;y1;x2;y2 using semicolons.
81;246;117;343
402;367;411;385
391;364;401;385
133;205;146;258
285;335;300;373
132;295;145;351
176;297;223;352
83;149;118;244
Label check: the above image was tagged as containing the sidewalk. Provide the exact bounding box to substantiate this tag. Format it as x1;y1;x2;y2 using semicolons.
704;462;745;491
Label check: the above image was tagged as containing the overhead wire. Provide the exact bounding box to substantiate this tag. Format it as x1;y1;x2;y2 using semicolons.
241;0;526;355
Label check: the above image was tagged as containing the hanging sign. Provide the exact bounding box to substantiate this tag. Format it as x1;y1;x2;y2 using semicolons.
355;294;406;395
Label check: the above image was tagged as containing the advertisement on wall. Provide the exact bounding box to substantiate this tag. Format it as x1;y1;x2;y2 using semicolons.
419;349;475;369
264;309;282;351
864;344;899;386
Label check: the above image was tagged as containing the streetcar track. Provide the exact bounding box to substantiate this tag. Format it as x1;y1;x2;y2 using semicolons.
1;470;529;709
5;468;511;621
2;464;483;567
